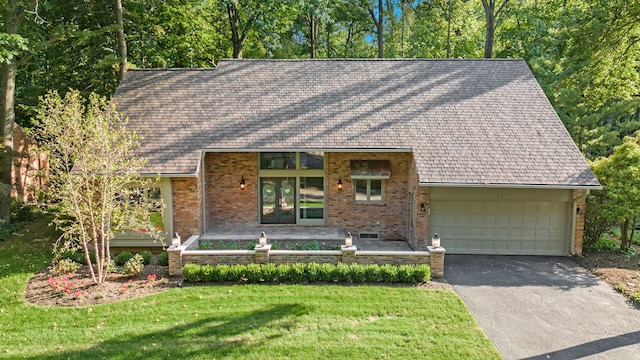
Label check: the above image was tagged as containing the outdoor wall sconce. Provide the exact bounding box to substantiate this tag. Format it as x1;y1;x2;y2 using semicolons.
431;233;441;248
345;232;353;247
337;178;343;191
576;206;582;214
259;231;267;246
420;203;426;212
240;176;246;190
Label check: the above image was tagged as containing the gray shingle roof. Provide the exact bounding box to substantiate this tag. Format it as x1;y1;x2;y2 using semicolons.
113;59;599;187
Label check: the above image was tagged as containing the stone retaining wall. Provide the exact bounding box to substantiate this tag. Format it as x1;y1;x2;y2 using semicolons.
168;235;446;278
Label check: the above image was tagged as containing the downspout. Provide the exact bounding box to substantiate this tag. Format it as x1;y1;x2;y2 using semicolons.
200;151;207;235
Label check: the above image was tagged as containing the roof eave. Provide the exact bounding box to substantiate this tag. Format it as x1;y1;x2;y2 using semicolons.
419;182;603;190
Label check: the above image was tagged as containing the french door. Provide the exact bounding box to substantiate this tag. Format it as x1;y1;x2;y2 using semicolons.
260;177;296;224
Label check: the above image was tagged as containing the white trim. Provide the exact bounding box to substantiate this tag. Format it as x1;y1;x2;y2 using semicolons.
419;182;602;190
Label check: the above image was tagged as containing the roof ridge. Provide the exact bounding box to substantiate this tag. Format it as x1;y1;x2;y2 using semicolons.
218;58;524;63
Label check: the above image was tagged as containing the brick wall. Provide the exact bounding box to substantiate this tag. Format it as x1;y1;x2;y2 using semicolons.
205;152;258;226
326;152;412;241
172;177;200;238
11;124;49;202
573;189;588;256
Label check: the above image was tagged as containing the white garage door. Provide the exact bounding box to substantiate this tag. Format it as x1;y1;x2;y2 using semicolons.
429;188;571;255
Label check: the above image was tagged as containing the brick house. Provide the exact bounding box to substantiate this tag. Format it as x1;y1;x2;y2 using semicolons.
112;59;600;255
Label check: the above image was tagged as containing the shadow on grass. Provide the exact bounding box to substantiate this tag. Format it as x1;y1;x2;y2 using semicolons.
23;303;310;360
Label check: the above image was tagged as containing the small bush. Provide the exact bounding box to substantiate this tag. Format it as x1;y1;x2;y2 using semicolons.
276;264;292;282
414;264;431;282
140;251;153;265
398;265;415;283
244;264;263;283
197;241;213;250
350;264;366;283
380;264;399;283
116;252;134;266
335;263;351;282
364;265;381;282
200;265;215;282
123;254;144;277
182;264;201;282
216;264;230;281
245;240;259;249
290;263;307;283
261;263;277;282
319;263;336;282
158;252;169;266
76;252;97;265
51;258;81;276
305;262;322;282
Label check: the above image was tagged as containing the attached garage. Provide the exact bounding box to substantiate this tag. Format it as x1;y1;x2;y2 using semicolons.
429;188;573;255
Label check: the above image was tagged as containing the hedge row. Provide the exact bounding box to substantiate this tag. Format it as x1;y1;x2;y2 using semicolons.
182;262;430;284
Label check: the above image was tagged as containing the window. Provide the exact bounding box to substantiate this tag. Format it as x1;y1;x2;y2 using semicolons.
260;152;296;169
355;179;383;203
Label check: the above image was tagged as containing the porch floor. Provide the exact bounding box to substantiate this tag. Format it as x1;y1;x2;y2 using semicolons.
200;226;412;251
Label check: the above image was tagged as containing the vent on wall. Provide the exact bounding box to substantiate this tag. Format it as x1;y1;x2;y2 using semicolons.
359;232;379;240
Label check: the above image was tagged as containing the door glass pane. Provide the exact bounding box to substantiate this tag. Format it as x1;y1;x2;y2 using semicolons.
280;177;296;217
355;179;367;202
370;180;382;202
260;153;296;169
300;152;324;169
300;177;324;219
261;178;276;222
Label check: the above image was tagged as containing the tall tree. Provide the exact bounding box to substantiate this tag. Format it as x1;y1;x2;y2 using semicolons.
480;0;509;58
364;0;384;58
1;0;36;226
113;0;127;80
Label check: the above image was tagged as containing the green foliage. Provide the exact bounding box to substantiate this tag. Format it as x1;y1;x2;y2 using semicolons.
158;252;169;266
50;258;81;276
140;251;153;265
116;252;134;266
197;241;213;250
32;90;162;284
123;254;144;277
181;263;431;284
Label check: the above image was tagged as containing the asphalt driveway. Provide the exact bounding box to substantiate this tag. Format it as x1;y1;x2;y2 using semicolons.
444;255;640;360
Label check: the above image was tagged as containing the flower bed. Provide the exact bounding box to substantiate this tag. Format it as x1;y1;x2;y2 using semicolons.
197;239;342;251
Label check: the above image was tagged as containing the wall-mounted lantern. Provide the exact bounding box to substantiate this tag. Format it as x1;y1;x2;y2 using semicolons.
240;176;246;190
576;206;582;214
420;203;426;212
337;178;343;191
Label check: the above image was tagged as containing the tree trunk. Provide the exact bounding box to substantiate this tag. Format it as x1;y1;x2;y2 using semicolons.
620;218;630;251
226;3;245;59
446;0;453;58
481;0;508;59
309;15;318;59
113;0;127;81
0;0;22;226
377;0;383;58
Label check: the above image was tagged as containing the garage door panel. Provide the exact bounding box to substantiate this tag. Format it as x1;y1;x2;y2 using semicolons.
429;192;569;255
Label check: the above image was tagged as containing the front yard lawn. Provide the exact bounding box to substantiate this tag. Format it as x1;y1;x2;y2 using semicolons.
0;217;501;359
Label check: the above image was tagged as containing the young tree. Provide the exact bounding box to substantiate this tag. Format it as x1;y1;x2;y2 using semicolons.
32;90;162;284
588;133;640;251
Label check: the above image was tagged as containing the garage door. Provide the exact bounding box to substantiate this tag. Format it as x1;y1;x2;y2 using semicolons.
429;188;571;255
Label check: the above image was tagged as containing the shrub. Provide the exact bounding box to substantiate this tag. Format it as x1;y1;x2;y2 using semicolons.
398;265;415;283
51;258;81;276
158;252;169;266
76;252;97;265
335;263;351;282
140;251;153;265
414;265;431;282
380;264;399;283
244;264;263;283
305;262;322;282
197;241;213;250
350;264;366;283
245;240;259;249
261;263;277;282
364;265;381;282
200;265;215;282
123;254;144;277
276;264;292;282
183;264;201;282
319;263;336;282
116;252;134;266
216;264;231;281
290;263;307;283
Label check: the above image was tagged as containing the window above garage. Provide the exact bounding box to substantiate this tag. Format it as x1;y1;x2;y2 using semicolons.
350;160;391;179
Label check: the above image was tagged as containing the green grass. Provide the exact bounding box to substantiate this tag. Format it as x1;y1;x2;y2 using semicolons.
0;217;501;360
